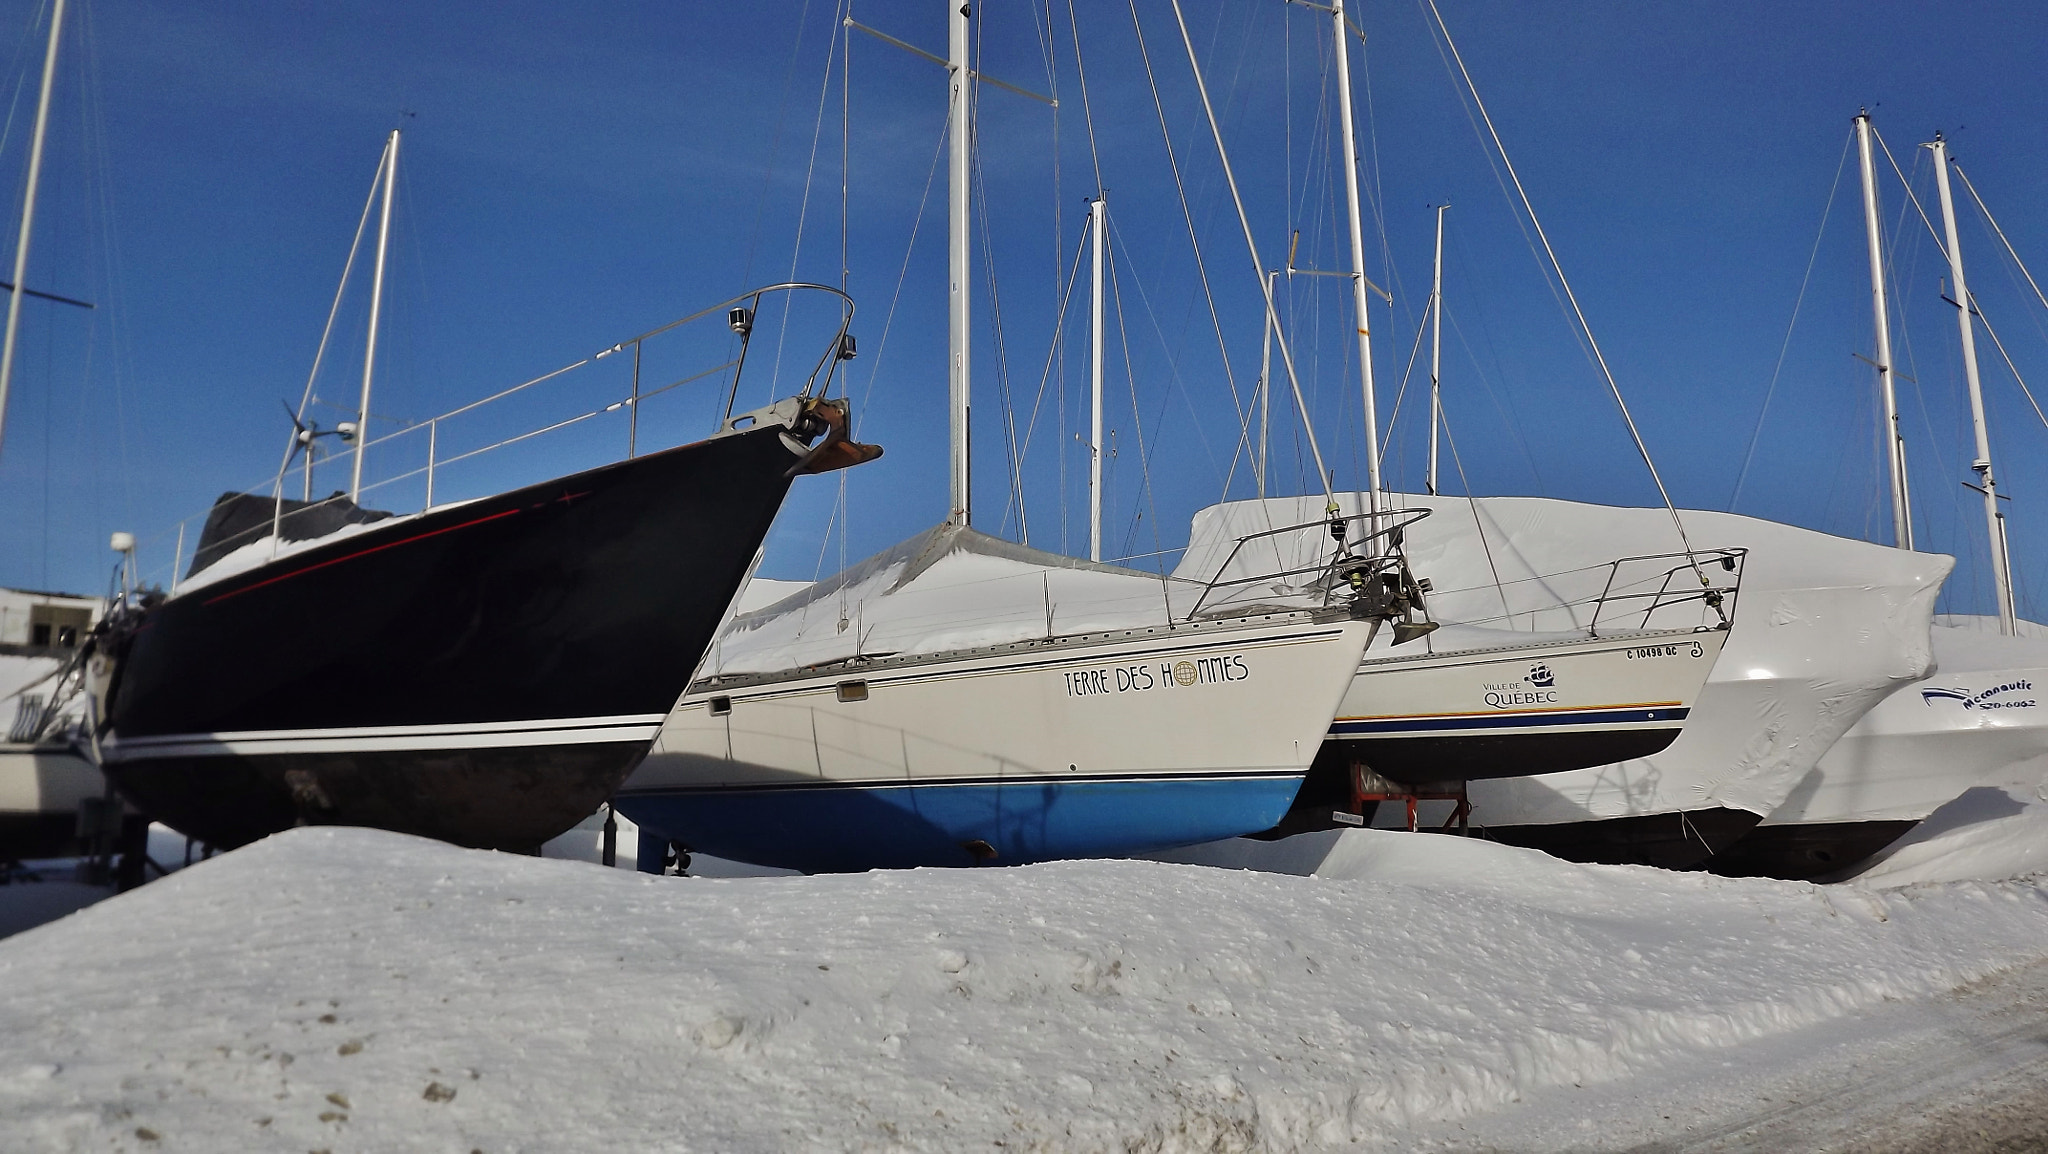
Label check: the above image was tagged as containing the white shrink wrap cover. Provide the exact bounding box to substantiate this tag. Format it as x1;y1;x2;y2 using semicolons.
1176;493;1953;827
1766;615;2048;827
703;524;1205;678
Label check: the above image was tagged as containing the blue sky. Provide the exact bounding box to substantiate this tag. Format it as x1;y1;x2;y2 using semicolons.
1;0;2045;621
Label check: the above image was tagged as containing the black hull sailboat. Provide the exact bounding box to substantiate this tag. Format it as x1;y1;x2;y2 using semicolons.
93;394;876;851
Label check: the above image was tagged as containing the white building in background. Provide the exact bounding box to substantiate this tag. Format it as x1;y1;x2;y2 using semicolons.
0;587;102;649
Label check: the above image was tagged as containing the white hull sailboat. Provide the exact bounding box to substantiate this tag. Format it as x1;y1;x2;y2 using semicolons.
1332;624;1729;783
617;2;1400;872
3;654;105;860
614;526;1375;871
1182;497;1737;791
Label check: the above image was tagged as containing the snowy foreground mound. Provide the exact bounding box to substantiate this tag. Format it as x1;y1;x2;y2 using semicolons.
4;829;2047;1152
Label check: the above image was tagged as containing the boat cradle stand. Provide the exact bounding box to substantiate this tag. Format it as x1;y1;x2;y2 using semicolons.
1346;764;1471;836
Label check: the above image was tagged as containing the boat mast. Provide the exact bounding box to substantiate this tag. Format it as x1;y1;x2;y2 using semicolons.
1928;132;2017;633
1330;0;1381;517
0;0;66;459
1088;193;1105;560
1258;269;1276;500
947;2;972;527
1854;112;1913;550
1427;204;1446;496
350;129;399;503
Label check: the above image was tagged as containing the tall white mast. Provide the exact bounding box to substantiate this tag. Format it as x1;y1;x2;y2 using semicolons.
1854;112;1912;550
1088;193;1106;561
946;2;972;527
1427;204;1446;495
1929;132;2016;633
0;0;66;458
350;130;399;502
1330;0;1381;517
1257;269;1276;499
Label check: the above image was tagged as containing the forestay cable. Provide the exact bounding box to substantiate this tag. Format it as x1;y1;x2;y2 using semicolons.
1160;0;1338;509
1422;0;1700;566
1124;0;1258;485
1730;129;1853;511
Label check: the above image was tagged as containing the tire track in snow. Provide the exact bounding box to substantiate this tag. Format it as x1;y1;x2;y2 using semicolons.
1636;958;2048;1153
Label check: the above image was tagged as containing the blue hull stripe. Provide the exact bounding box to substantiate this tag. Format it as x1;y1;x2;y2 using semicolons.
630;768;1304;795
1331;706;1689;737
614;774;1305;874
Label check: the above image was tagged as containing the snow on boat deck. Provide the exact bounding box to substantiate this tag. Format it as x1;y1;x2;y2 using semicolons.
1;818;2045;1152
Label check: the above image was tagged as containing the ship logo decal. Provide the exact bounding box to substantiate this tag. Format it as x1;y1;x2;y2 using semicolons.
1527;663;1555;688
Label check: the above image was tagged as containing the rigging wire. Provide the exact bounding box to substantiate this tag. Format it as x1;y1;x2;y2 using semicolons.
1377;300;1434;460
74;0;136;553
1887;155;1965;564
1111;223;1228;489
1108;240;1170;589
1014;220;1091;469
1158;0;1338;508
772;2;845;404
973;146;1032;543
814;117;953;583
1420;0;1702;569
1438;404;1515;629
1064;0;1104;193
1952;162;2048;326
1954;159;2048;437
1968;299;2048;432
1443;229;1546;489
1729;128;1853;512
1124;0;1256;469
737;0;818;292
276;149;383;516
1048;0;1073;553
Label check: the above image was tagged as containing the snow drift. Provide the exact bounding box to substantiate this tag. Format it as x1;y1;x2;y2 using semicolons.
1849;783;2048;888
3;825;2045;1151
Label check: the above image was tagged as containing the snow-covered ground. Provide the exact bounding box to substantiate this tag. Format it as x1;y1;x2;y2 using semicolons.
2;792;2045;1151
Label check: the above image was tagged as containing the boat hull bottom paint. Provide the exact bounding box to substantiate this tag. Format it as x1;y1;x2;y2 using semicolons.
1706;819;1921;881
1330;725;1682;784
103;742;645;851
614;774;1305;873
1479;806;1761;871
